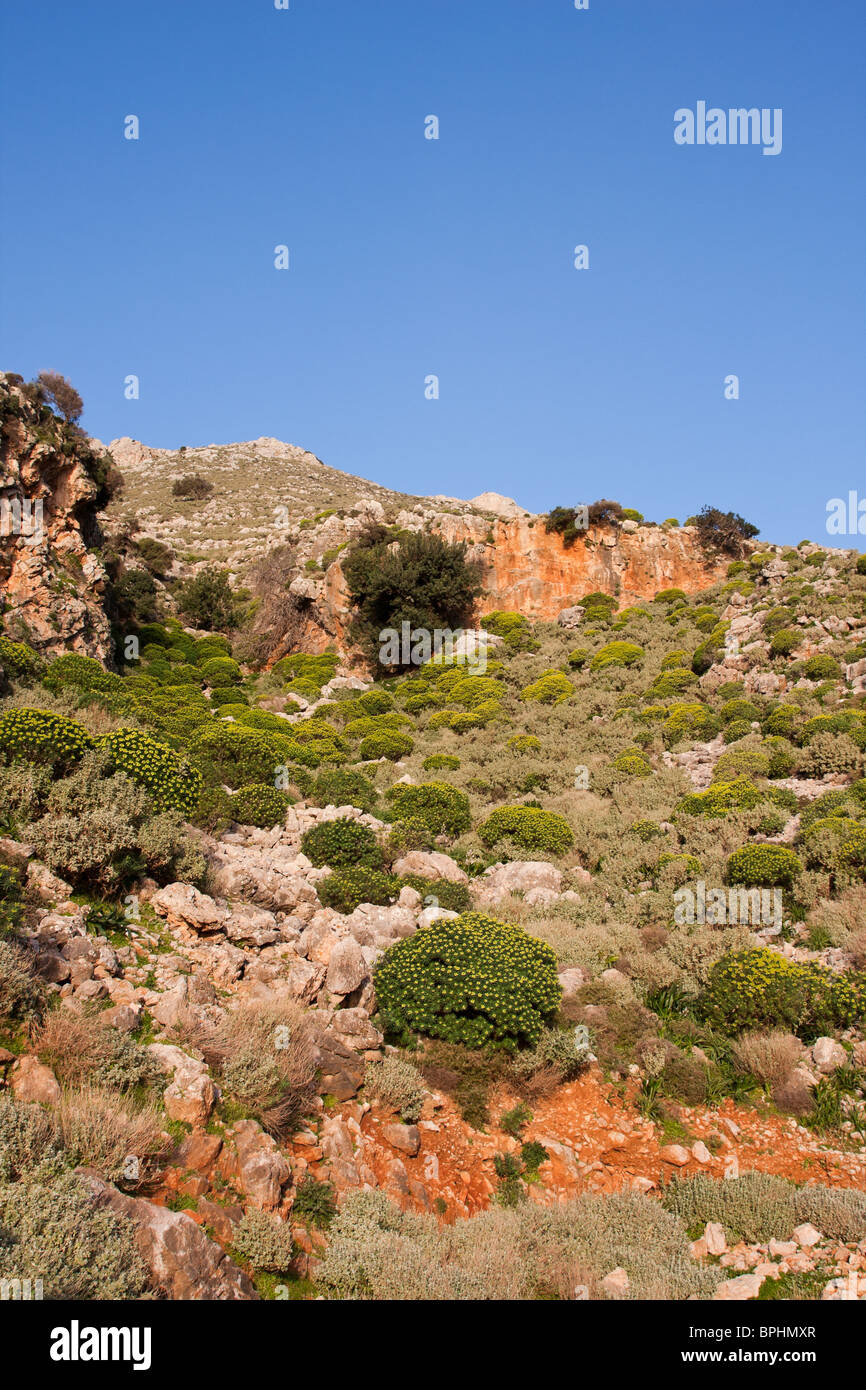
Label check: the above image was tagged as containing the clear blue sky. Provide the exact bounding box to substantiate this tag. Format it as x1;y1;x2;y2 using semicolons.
1;0;863;545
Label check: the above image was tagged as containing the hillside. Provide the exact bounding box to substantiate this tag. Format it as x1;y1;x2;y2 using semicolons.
1;377;866;1305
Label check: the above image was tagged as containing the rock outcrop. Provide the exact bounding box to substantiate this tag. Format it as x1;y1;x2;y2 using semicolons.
0;373;114;659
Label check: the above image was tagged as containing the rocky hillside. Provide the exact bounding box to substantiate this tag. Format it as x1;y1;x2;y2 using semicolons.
2;378;866;1305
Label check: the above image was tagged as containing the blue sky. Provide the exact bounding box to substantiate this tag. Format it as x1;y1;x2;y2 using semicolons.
1;0;863;545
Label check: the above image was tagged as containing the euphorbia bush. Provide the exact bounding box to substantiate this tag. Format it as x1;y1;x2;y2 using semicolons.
374;912;561;1050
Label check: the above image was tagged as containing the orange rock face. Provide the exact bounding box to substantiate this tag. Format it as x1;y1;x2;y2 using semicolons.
439;516;730;619
296;518;728;659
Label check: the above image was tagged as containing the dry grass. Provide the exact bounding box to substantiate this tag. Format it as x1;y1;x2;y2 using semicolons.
171;998;318;1138
55;1085;165;1182
731;1030;803;1092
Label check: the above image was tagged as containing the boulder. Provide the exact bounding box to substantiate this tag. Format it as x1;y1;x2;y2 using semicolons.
10;1055;61;1105
391;851;468;884
217;1120;291;1210
380;1123;421;1157
81;1172;257;1300
811;1037;847;1073
151;883;227;934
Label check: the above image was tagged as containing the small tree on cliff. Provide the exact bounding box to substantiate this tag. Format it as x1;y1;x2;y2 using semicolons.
343;526;482;670
691;506;759;557
36;372;84;425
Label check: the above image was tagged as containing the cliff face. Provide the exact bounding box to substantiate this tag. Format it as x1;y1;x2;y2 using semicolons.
0;374;114;660
287;509;730;658
434;514;731;618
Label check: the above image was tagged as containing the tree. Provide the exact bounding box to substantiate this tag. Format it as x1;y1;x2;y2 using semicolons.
175;567;243;632
36;371;83;424
342;527;482;669
693;506;759;557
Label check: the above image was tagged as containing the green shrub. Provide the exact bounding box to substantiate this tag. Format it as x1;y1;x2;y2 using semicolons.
41;653;122;697
590;642;644;673
301;817;383;869
231;1209;295;1273
612;751;652;777
365;1056;427;1122
423;753;461;771
230;784;291;828
310;768;378;812
387;782;471;838
803;654;842;681
0;1166;151;1299
662;703;720;746
318;866;399;913
375;912;560;1050
292;1174;337;1230
359;730;413;761
567;648;589;669
99;727;202;815
506;735;541;754
191;785;235;834
0;707;93;768
519;670;573;704
722;719;752;744
712;747;770;781
201;655;242;686
663;1172;866;1246
0;635;42;681
701;949;866;1038
770;628;800;656
482;611;535;652
651;669;699;698
478;806;574;856
726;844;802;889
720;698;760;725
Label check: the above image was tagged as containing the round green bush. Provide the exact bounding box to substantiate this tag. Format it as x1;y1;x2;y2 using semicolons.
0;707;93;768
803;654;842;681
359;730;413;761
374;912;561;1050
318;866;400;913
41;653;123;696
0;635;42;681
770;628;800;657
99;727;203;816
567;648;589;669
720;698;760;725
300;817;383;869
387;782;471;837
590;642;644;673
726;843;802;888
229;783;291;828
201;656;242;686
506;735;541;754
663;703;720;747
478;805;574;856
701;949;866;1038
612;750;652;776
519;670;573;704
423;753;461;771
722;719;753;744
310;769;378;812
